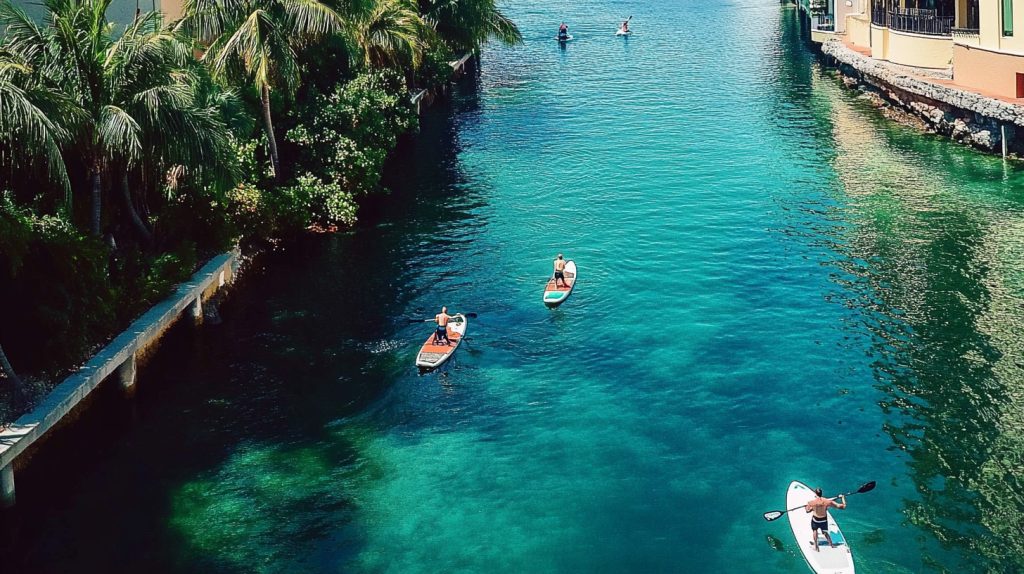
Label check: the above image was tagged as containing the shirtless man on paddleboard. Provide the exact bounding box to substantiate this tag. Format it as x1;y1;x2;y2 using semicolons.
434;307;451;346
805;488;846;551
553;254;568;288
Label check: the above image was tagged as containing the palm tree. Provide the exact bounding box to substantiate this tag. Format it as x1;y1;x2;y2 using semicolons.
350;0;426;69
176;0;347;178
418;0;521;53
0;0;235;237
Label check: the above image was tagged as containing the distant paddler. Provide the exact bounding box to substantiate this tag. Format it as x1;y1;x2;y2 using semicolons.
558;22;569;41
618;15;632;35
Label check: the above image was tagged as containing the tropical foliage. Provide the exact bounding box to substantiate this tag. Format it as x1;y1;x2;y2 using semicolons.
0;0;520;419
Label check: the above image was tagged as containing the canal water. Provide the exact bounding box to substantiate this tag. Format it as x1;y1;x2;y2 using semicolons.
8;1;1024;572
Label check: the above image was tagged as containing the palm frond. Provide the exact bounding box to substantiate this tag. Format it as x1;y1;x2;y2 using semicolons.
98;104;142;163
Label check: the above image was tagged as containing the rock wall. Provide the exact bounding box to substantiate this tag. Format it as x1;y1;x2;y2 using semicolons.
821;39;1022;156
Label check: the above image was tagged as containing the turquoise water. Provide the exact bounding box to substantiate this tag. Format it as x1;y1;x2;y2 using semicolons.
9;1;1024;573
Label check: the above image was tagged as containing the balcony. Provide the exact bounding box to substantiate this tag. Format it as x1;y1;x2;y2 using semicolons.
874;8;953;37
951;4;979;37
812;13;835;32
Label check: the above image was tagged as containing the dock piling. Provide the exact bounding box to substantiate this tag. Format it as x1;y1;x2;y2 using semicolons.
189;297;203;324
117;353;137;393
1;463;14;508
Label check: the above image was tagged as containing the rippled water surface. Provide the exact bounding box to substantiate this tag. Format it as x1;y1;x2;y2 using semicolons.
9;1;1024;572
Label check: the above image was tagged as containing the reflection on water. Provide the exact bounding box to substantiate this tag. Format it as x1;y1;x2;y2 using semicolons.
820;63;1024;571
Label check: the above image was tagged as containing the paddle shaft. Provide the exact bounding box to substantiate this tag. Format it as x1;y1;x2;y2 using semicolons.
410;312;477;323
763;481;875;522
779;493;847;516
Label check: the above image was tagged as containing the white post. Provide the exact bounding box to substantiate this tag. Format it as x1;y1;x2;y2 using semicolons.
118;353;137;391
0;463;14;508
189;296;203;324
218;270;226;287
1002;125;1009;159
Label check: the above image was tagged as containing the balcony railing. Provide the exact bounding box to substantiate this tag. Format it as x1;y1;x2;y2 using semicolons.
872;5;887;26
874;8;954;36
811;13;835;32
951;27;980;38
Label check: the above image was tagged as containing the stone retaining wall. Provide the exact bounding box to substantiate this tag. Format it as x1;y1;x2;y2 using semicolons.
821;39;1023;155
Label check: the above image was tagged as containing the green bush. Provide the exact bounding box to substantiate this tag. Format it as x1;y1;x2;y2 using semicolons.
0;198;117;374
280;173;358;229
417;45;455;90
287;69;418;202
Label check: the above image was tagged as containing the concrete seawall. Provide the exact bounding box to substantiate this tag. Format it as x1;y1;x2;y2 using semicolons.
821;39;1023;157
0;249;240;508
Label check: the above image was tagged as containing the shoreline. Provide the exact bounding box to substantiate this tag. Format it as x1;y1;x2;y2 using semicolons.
818;39;1023;158
0;250;241;507
0;55;478;509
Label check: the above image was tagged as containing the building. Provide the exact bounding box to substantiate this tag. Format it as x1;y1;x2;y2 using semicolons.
9;0;183;24
801;0;1024;100
953;0;1024;99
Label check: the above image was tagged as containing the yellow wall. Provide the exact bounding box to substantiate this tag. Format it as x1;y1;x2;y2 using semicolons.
887;29;954;67
871;24;889;59
975;0;1024;53
847;13;872;47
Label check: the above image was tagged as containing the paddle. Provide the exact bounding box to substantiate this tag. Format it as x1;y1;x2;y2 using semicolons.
762;481;876;522
620;15;632;31
407;312;478;323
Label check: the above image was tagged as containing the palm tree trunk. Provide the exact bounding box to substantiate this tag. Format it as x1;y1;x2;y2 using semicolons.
0;342;27;403
90;168;102;236
260;85;281;179
120;173;153;246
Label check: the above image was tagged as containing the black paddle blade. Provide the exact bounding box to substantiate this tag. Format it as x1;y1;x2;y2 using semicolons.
463;312;478;318
857;481;876;494
763;511;784;522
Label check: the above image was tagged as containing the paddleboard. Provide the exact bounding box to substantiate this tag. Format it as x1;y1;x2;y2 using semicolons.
415;313;467;370
615;29;631;36
787;481;855;574
543;260;576;307
556;35;574;42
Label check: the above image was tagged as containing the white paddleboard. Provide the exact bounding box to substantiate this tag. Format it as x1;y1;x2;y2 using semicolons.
556;35;574;42
615;29;631;36
543;260;577;307
786;481;855;574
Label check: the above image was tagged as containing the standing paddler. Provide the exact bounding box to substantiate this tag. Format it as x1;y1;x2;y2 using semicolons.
553;254;569;288
433;306;452;346
805;487;846;551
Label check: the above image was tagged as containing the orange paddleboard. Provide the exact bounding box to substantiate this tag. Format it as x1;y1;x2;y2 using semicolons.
415;314;467;369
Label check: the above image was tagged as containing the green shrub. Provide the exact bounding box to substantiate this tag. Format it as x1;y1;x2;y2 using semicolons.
417;45;455;90
0;198;117;374
280;173;358;228
287;69;418;203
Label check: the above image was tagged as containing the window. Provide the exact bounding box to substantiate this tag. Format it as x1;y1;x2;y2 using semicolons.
1003;0;1014;36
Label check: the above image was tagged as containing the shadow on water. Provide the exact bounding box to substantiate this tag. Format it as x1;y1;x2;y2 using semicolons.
2;75;488;574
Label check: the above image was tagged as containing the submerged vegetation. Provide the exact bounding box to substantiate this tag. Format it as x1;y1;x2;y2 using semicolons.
0;0;520;422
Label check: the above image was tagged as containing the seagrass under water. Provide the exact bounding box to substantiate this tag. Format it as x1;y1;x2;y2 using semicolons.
8;1;1024;572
